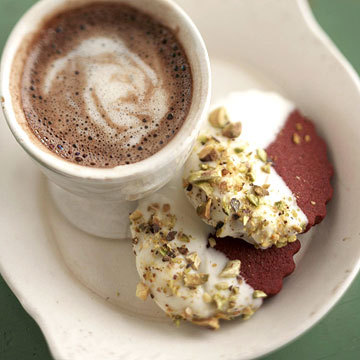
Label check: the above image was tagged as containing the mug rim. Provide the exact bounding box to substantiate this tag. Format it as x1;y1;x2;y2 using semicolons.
0;0;211;182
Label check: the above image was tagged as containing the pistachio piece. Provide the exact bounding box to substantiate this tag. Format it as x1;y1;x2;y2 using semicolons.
203;292;212;303
213;293;228;311
295;123;303;131
247;193;259;207
288;235;297;242
132;237;138;245
200;163;209;170
209;237;217;248
305;134;311;143
261;163;271;174
187;169;220;184
230;198;240;212
256;148;267;162
247;170;256;182
196;182;213;198
222;122;242;138
197;198;212;220
179;234;190;243
198;145;218;162
177;244;189;254
221;198;231;215
253;290;267;299
292;225;303;233
219;260;241;278
242;306;255;320
166;231;177;241
136;282;150;301
215;282;229;290
234;145;246;154
292;132;301;145
185;252;201;270
183;273;209;287
275;200;286;212
242;215;249;226
192;317;220;330
129;210;143;221
198;134;209;145
253;185;269;197
168;280;180;296
184;307;193;318
209;106;229;128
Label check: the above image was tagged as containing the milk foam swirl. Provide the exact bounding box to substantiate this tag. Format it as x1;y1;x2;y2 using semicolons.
44;37;169;146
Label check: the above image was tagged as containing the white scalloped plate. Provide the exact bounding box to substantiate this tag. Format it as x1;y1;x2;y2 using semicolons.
1;1;360;359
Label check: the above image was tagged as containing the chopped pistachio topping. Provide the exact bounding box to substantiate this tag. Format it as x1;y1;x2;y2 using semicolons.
197;198;212;220
185;252;201;270
136;282;150;301
311;200;316;205
256;148;267;162
253;185;269;197
261;163;271;173
213;293;228;311
195;182;213;198
243;215;249;226
295;123;303;131
198;134;209;145
180;234;190;243
221;198;231;215
253;290;267;299
198;145;218;162
234;146;245;153
184;307;193;318
220;260;241;278
305;134;311;143
247;193;259;207
203;292;212;303
209;237;217;248
292;132;301;145
230;198;240;212
187;169;221;184
192;317;220;330
183;273;209;287
208;106;229;128
215;282;229;290
275;200;286;212
183;108;308;250
222;122;242;138
129;210;143;221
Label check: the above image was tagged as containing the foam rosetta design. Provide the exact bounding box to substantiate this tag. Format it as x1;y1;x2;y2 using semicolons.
44;37;169;146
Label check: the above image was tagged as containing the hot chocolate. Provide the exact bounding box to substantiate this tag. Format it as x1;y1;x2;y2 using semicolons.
20;2;193;167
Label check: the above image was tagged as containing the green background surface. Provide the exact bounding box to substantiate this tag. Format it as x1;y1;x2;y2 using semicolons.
0;0;360;359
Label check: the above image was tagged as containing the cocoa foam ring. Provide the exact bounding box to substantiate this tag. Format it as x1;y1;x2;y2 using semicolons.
211;236;301;296
266;110;334;231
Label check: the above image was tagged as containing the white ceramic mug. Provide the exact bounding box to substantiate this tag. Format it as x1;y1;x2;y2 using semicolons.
1;0;211;238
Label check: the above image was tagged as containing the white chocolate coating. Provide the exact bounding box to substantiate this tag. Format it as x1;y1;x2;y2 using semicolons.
130;177;262;328
183;91;308;249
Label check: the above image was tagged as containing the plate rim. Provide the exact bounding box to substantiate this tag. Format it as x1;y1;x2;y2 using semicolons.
1;0;360;359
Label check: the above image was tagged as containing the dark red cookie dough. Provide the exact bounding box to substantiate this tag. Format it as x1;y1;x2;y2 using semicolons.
266;110;334;230
212;236;301;296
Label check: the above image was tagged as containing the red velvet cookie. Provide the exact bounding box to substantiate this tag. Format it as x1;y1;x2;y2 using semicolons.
266;110;334;230
212;110;333;295
212;236;301;296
